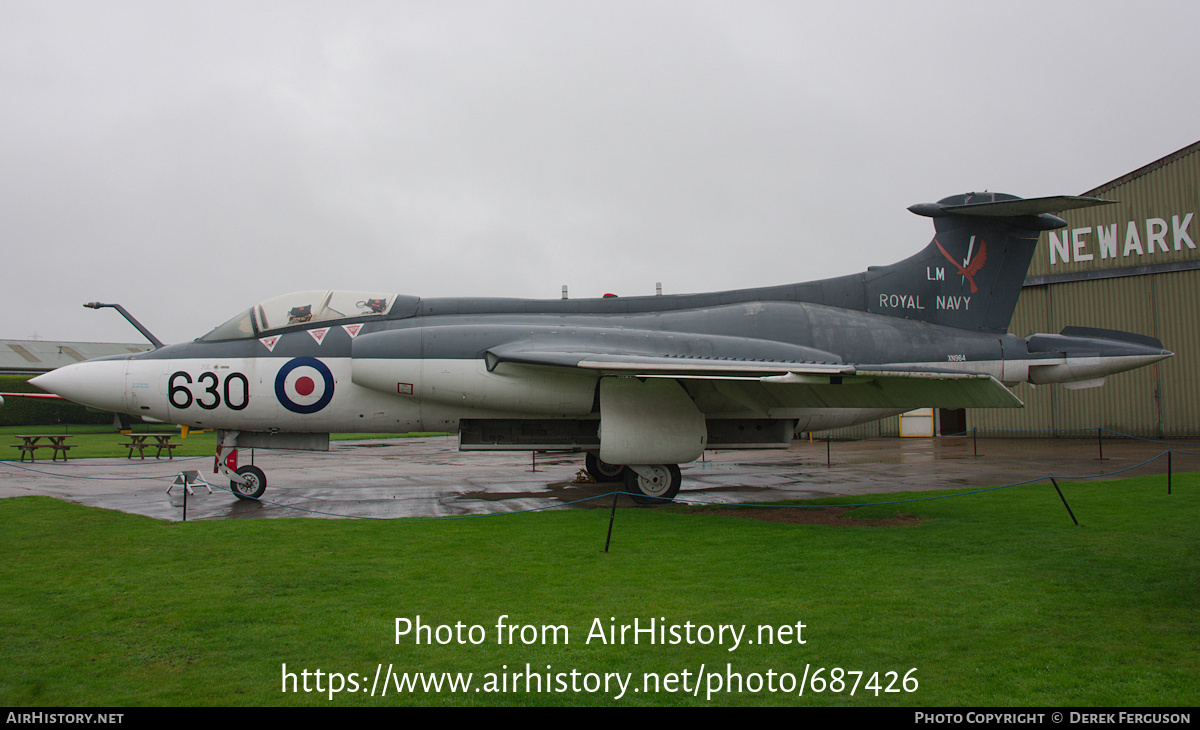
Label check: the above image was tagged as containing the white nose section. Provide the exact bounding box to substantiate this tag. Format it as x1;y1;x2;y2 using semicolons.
29;359;129;413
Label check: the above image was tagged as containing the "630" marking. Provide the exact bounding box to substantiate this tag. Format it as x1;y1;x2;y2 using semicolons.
169;371;250;411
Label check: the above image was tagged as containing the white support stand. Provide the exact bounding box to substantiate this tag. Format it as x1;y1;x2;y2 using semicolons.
168;470;213;496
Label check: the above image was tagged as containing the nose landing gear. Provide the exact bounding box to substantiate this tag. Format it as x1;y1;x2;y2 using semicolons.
231;465;267;500
215;430;268;501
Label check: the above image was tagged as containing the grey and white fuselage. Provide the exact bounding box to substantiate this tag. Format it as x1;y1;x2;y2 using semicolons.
30;192;1172;500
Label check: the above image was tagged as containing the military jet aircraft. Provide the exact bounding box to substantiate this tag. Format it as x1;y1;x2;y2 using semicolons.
29;192;1172;503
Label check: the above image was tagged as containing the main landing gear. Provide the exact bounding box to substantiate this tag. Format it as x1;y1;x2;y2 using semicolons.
585;452;625;481
584;453;683;505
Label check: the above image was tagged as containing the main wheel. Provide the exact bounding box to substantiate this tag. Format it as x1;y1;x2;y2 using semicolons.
624;464;682;505
585;452;625;482
231;465;267;500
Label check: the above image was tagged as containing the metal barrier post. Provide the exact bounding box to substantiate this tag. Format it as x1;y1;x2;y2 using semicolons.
603;493;618;553
1049;477;1079;526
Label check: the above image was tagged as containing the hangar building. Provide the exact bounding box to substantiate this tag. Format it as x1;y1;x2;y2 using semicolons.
1;340;151;375
835;140;1200;439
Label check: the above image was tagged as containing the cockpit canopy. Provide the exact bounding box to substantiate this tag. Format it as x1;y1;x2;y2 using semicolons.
200;290;414;341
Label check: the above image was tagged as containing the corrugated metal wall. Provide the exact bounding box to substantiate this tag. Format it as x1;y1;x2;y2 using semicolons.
1026;146;1200;279
1153;271;1200;437
971;142;1200;438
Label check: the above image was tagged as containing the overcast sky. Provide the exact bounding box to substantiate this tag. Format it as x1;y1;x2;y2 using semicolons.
4;1;1198;344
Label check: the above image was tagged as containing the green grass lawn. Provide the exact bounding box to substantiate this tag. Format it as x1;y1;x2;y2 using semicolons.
0;473;1196;706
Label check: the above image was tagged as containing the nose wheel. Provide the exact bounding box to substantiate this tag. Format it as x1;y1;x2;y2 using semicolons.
624;464;682;505
231;465;267;500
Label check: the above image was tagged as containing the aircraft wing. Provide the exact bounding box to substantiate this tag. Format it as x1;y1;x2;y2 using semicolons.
0;391;69;409
749;367;1021;410
486;344;851;376
485;342;1022;411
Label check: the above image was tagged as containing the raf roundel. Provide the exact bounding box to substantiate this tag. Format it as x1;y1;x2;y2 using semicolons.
275;357;335;414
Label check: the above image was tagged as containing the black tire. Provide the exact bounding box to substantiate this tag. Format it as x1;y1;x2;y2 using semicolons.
585;452;625;482
624;464;681;505
231;465;267;500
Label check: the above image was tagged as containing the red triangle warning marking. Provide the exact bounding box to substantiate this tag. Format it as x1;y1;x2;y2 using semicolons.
309;328;329;345
259;335;280;352
342;323;363;338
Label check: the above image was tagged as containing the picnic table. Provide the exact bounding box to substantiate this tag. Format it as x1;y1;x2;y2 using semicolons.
11;434;74;462
120;433;179;460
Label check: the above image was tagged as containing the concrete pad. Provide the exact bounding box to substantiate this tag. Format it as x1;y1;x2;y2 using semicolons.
0;434;1193;521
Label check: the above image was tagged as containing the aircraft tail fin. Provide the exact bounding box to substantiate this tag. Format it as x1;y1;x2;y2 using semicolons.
864;193;1113;332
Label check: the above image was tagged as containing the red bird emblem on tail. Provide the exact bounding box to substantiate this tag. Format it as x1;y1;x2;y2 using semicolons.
935;238;987;294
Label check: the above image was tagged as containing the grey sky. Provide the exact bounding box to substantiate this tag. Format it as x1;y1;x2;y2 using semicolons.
3;1;1198;344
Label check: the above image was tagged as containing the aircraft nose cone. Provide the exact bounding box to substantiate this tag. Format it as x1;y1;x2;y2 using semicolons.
29;359;129;413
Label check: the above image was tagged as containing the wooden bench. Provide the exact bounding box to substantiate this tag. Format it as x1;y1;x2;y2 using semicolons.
121;434;177;459
12;443;42;461
12;435;74;462
120;438;150;459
